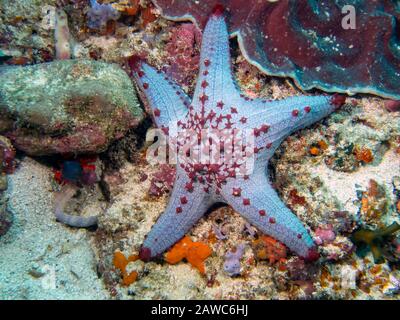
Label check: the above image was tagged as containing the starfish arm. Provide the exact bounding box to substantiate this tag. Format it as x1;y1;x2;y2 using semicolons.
192;9;238;110
220;173;319;261
236;95;342;169
245;95;338;142
139;171;212;260
132;61;191;129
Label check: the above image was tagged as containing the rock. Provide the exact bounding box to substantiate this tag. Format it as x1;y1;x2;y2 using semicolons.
384;100;400;112
0;60;144;156
0;135;15;174
0;176;7;192
0;194;12;236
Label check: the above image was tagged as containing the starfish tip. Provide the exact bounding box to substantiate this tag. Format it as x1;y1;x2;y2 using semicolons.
212;4;225;16
139;246;152;262
330;94;346;109
303;246;320;262
127;55;143;73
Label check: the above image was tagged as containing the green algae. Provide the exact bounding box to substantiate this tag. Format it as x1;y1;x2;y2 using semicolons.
351;222;400;264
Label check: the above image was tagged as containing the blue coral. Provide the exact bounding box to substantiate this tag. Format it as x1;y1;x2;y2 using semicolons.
87;0;120;29
223;244;246;276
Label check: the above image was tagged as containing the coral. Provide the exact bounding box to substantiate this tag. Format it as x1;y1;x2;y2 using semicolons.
0;60;143;156
351;222;400;264
54;9;72;60
223;243;245;276
112;0;140;16
0;136;16;174
153;0;400;99
148;164;176;197
0;194;12;236
54;183;99;228
133;9;345;262
394;177;400;215
314;225;336;245
286;257;319;282
52;156;100;228
354;146;374;164
164;23;202;91
359;179;388;225
87;0;121;30
252;235;287;265
113;251;139;286
165;236;212;275
0;50;12;63
309;140;328;157
384;100;400;113
54;156;98;186
140;3;157;27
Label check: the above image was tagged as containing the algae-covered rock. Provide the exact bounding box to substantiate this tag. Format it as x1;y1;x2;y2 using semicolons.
0;135;15;174
0;193;12;236
0;59;143;156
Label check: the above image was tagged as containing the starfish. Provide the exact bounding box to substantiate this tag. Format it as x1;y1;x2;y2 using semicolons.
131;5;345;262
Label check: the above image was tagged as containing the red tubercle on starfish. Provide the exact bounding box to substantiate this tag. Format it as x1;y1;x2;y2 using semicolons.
176;206;182;213
292;109;299;117
269;217;276;224
231;107;238;114
259;210;266;216
127;55;143;72
216;101;224;109
203;70;209;76
138;71;145;77
199;94;208;104
260;124;270;133
266;142;272;149
180;196;188;204
154;108;161;117
143;83;149;89
240;117;247;124
161;126;169;135
201;80;209;88
204;59;211;67
243;198;250;206
330;94;346;108
304;106;311;113
232;187;241;197
185;182;194;192
211;4;225;16
297;234;302;239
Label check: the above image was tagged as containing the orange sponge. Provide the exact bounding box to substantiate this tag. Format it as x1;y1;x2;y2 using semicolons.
113;251;139;286
165;236;212;274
